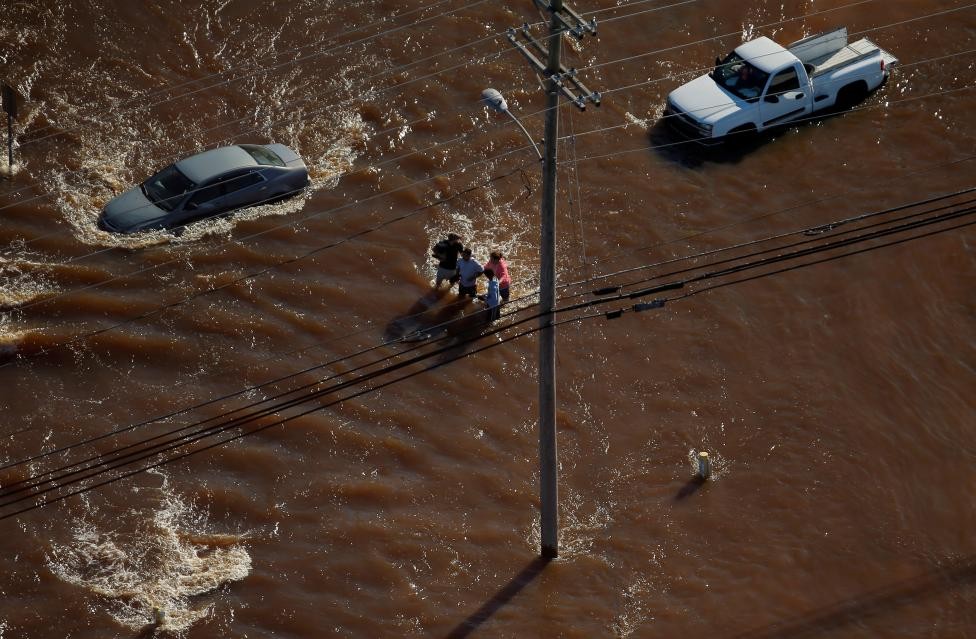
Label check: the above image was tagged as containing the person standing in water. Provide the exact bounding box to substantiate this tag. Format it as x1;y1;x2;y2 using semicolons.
432;233;463;289
456;247;484;299
482;268;501;322
483;250;511;302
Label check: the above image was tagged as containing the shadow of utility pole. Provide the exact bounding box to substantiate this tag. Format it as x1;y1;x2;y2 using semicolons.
446;556;552;638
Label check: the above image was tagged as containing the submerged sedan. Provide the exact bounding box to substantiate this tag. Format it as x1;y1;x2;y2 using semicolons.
98;143;309;233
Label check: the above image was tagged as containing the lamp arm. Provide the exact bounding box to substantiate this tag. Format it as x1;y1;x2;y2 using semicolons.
506;110;543;161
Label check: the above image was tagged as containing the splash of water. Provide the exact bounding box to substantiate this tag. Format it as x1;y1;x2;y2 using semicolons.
46;474;251;634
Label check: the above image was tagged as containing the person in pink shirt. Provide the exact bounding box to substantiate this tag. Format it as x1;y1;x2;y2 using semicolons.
484;250;511;302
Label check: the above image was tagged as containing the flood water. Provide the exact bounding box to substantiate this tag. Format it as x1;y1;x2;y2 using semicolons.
0;0;974;637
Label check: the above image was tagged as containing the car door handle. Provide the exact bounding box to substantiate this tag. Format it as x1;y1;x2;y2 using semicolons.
795;93;805;99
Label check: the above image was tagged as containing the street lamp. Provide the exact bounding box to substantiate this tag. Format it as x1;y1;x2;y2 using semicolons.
481;88;543;161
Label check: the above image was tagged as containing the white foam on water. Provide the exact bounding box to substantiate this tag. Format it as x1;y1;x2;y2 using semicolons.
0;253;59;309
526;486;615;559
611;576;656;638
46;473;251;634
624;112;649;129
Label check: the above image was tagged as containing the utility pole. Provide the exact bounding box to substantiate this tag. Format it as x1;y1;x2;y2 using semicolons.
538;0;563;561
506;1;599;559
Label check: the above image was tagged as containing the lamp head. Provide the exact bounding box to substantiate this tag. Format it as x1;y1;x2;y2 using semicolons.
481;88;508;114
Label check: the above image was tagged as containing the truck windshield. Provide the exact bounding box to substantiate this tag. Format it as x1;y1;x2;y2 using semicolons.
712;52;769;100
141;165;196;211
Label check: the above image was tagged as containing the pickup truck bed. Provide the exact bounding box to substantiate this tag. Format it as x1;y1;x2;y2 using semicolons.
790;28;897;77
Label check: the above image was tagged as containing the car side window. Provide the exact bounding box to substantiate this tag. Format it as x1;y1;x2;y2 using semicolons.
188;181;226;206
768;66;801;94
224;170;264;194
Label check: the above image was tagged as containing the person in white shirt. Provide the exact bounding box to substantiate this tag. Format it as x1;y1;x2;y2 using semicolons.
456;247;484;299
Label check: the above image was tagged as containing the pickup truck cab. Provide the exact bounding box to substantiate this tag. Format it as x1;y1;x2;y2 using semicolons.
665;28;898;144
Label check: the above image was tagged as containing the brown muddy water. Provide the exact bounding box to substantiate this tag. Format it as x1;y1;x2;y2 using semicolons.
0;0;974;637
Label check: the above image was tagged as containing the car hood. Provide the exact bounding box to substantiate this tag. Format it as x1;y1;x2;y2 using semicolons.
99;186;168;233
668;74;744;125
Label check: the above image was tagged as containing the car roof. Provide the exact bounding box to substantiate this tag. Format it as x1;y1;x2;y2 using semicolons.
174;145;257;184
735;37;796;73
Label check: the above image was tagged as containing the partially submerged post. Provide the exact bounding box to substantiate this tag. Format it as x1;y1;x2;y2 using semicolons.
697;451;711;480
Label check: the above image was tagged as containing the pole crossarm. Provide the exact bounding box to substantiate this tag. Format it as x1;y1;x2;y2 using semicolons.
532;0;598;39
505;21;601;110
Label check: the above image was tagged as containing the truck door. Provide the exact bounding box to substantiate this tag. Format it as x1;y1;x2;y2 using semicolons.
759;64;812;128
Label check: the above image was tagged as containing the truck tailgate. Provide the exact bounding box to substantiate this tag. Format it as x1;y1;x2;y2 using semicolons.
876;42;899;68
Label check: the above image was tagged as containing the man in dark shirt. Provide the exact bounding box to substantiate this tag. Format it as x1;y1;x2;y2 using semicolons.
432;233;463;288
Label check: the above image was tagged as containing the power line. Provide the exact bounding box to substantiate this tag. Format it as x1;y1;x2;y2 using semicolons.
17;0;492;149
678;217;976;303
1;0;954;258
10;54;969;321
577;0;976;75
561;83;976;166
13;41;970;309
2;0;955;224
3;78;970;379
2;206;969;521
562;185;976;297
0;1;517;225
0;160;534;367
0;0;702;234
4;183;968;459
581;196;976;303
1;3;968;390
3;192;970;516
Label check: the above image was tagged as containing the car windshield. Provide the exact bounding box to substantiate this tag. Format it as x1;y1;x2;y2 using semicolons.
141;165;196;211
712;52;769;100
239;144;285;167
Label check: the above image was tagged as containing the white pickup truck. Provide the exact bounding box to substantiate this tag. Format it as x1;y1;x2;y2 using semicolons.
664;28;898;144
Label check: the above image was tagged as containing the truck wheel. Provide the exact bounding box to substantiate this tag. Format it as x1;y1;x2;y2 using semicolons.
836;82;868;109
724;124;757;143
